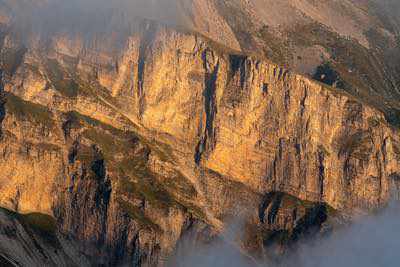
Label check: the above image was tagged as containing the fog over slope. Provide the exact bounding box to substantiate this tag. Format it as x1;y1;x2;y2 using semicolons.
172;202;400;267
1;0;190;39
290;203;400;267
6;0;398;37
2;0;399;50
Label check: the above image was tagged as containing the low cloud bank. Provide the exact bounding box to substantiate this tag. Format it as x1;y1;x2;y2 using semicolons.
288;202;400;267
171;202;400;267
4;0;187;40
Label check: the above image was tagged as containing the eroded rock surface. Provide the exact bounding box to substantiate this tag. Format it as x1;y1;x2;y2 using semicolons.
0;1;399;266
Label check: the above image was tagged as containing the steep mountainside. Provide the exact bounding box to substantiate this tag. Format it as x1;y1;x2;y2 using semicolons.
0;0;399;266
188;0;400;124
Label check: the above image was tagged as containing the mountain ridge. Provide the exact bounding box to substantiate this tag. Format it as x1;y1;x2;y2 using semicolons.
0;1;400;266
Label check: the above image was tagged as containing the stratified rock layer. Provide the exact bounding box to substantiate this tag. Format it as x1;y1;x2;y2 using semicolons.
0;5;399;266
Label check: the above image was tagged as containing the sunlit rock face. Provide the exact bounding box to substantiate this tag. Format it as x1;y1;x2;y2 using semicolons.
0;0;399;266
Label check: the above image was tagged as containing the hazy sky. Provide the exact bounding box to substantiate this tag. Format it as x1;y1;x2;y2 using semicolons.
4;0;186;30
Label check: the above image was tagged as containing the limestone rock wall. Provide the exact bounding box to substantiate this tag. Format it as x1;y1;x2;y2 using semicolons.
97;25;399;211
0;19;399;266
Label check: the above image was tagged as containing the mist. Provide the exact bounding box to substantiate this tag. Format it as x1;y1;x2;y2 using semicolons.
170;202;400;267
1;0;190;44
168;213;257;267
4;0;185;24
2;0;399;44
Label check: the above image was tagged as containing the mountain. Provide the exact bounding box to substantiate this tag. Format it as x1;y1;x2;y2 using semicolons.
189;0;400;122
0;0;399;266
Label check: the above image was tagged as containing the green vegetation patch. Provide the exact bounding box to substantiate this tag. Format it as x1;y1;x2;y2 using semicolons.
67;111;126;136
67;111;203;223
82;128;127;159
142;138;174;163
119;178;174;210
164;170;197;200
68;110;174;163
117;164;192;231
45;58;79;98
118;157;186;211
44;56;122;109
69;116;200;221
117;199;162;232
117;155;204;220
118;176;205;223
258;25;291;66
21;212;57;235
1;47;27;75
5;93;54;127
0;208;59;247
65;111;135;160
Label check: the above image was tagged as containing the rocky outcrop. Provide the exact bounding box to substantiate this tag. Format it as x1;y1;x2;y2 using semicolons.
0;90;211;266
0;207;91;267
0;3;399;266
68;24;398;211
249;192;343;260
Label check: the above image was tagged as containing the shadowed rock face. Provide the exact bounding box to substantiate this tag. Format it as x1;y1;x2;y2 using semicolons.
0;207;92;267
0;1;399;266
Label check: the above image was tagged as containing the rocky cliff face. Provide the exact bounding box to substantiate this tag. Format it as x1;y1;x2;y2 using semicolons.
0;1;400;266
0;207;91;267
191;0;400;113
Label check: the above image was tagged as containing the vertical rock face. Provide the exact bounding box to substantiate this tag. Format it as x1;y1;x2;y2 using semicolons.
98;25;398;211
0;1;399;266
0;93;206;266
199;58;398;210
0;207;91;267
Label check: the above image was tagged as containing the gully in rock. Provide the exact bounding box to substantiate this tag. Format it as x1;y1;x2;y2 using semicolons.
0;1;399;266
